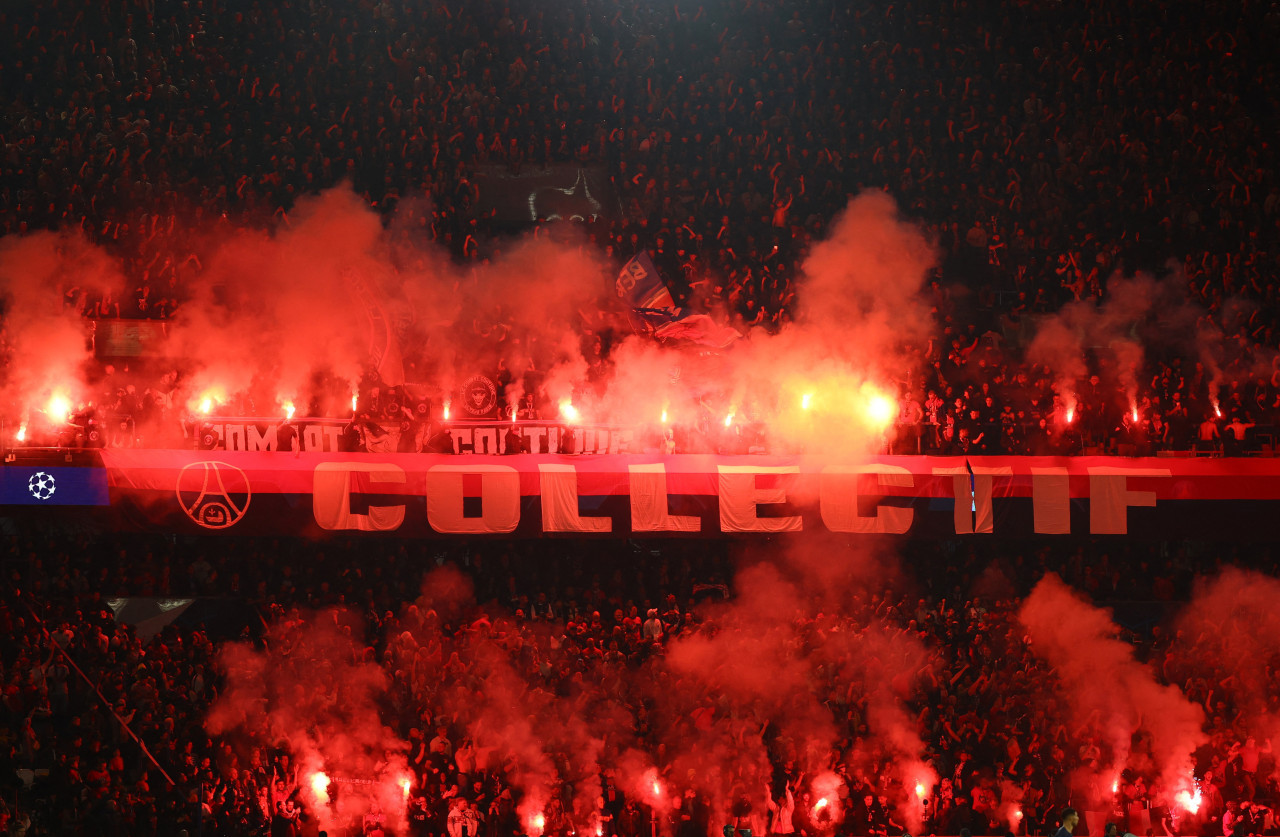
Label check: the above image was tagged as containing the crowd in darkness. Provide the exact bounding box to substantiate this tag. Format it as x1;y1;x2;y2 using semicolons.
0;530;1277;837
2;0;1280;453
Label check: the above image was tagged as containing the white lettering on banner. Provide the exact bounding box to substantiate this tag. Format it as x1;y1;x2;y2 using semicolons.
820;466;915;534
1031;467;1071;534
538;465;612;532
313;463;407;531
247;424;278;451
1087;467;1170;534
628;464;700;532
932;466;1013;533
716;465;803;532
213;421;634;454
425;464;521;533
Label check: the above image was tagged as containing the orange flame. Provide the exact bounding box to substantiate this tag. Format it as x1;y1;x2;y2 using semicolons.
1176;786;1202;814
560;401;579;422
47;394;72;424
866;393;895;428
15;424;26;443
443;401;451;420
310;771;330;803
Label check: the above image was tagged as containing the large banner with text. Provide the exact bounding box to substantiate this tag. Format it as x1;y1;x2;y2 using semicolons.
15;452;1264;539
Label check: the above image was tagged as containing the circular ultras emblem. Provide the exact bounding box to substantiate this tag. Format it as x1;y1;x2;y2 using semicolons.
461;374;498;416
176;461;252;529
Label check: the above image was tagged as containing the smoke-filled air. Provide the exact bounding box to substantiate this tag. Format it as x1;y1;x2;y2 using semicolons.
0;186;939;457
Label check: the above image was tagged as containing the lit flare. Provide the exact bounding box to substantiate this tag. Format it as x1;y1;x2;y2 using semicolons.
310;772;330;803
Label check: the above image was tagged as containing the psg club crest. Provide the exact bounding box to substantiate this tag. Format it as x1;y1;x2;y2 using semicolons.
175;461;252;529
28;472;56;501
461;374;498;417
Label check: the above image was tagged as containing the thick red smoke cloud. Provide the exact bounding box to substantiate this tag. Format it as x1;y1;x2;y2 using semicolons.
0;186;937;458
1019;574;1204;802
207;608;413;834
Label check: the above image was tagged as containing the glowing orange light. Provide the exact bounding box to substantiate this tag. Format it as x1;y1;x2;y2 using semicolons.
443;401;451;421
660;409;668;424
1015;810;1024;820
915;783;927;799
1112;780;1119;794
352;393;359;412
596;826;604;837
652;781;662;797
283;402;296;420
47;394;72;424
1065;408;1075;424
310;771;330;802
866;394;895;428
801;393;813;410
1131;409;1139;423
1176;787;1202;814
15;424;26;443
528;813;546;834
560;401;579;422
400;776;412;799
814;798;829;815
1214;404;1222;418
199;397;213;415
724;413;734;428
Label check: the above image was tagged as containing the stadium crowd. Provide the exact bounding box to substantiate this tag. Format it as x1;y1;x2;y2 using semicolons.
0;531;1275;837
2;0;1280;454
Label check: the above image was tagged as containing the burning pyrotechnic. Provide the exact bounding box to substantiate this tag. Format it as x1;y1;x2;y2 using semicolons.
914;783;927;799
801;392;813;410
1214;403;1223;418
399;776;412;799
560;401;579;422
660;409;668;424
46;393;71;424
309;771;330;803
724;412;734;428
865;392;895;428
198;395;214;415
1131;408;1140;423
15;424;25;443
1176;784;1202;814
1066;407;1075;424
283;401;296;420
443;401;451;420
814;797;829;813
351;393;358;412
526;812;547;836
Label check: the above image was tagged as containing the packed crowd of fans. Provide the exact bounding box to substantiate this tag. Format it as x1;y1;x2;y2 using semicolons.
3;0;1280;454
0;528;1276;837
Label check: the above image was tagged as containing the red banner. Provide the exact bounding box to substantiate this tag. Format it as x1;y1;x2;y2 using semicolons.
78;451;1280;538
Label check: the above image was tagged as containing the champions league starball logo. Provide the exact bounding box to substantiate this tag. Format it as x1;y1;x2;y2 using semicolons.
27;472;56;501
176;461;252;529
